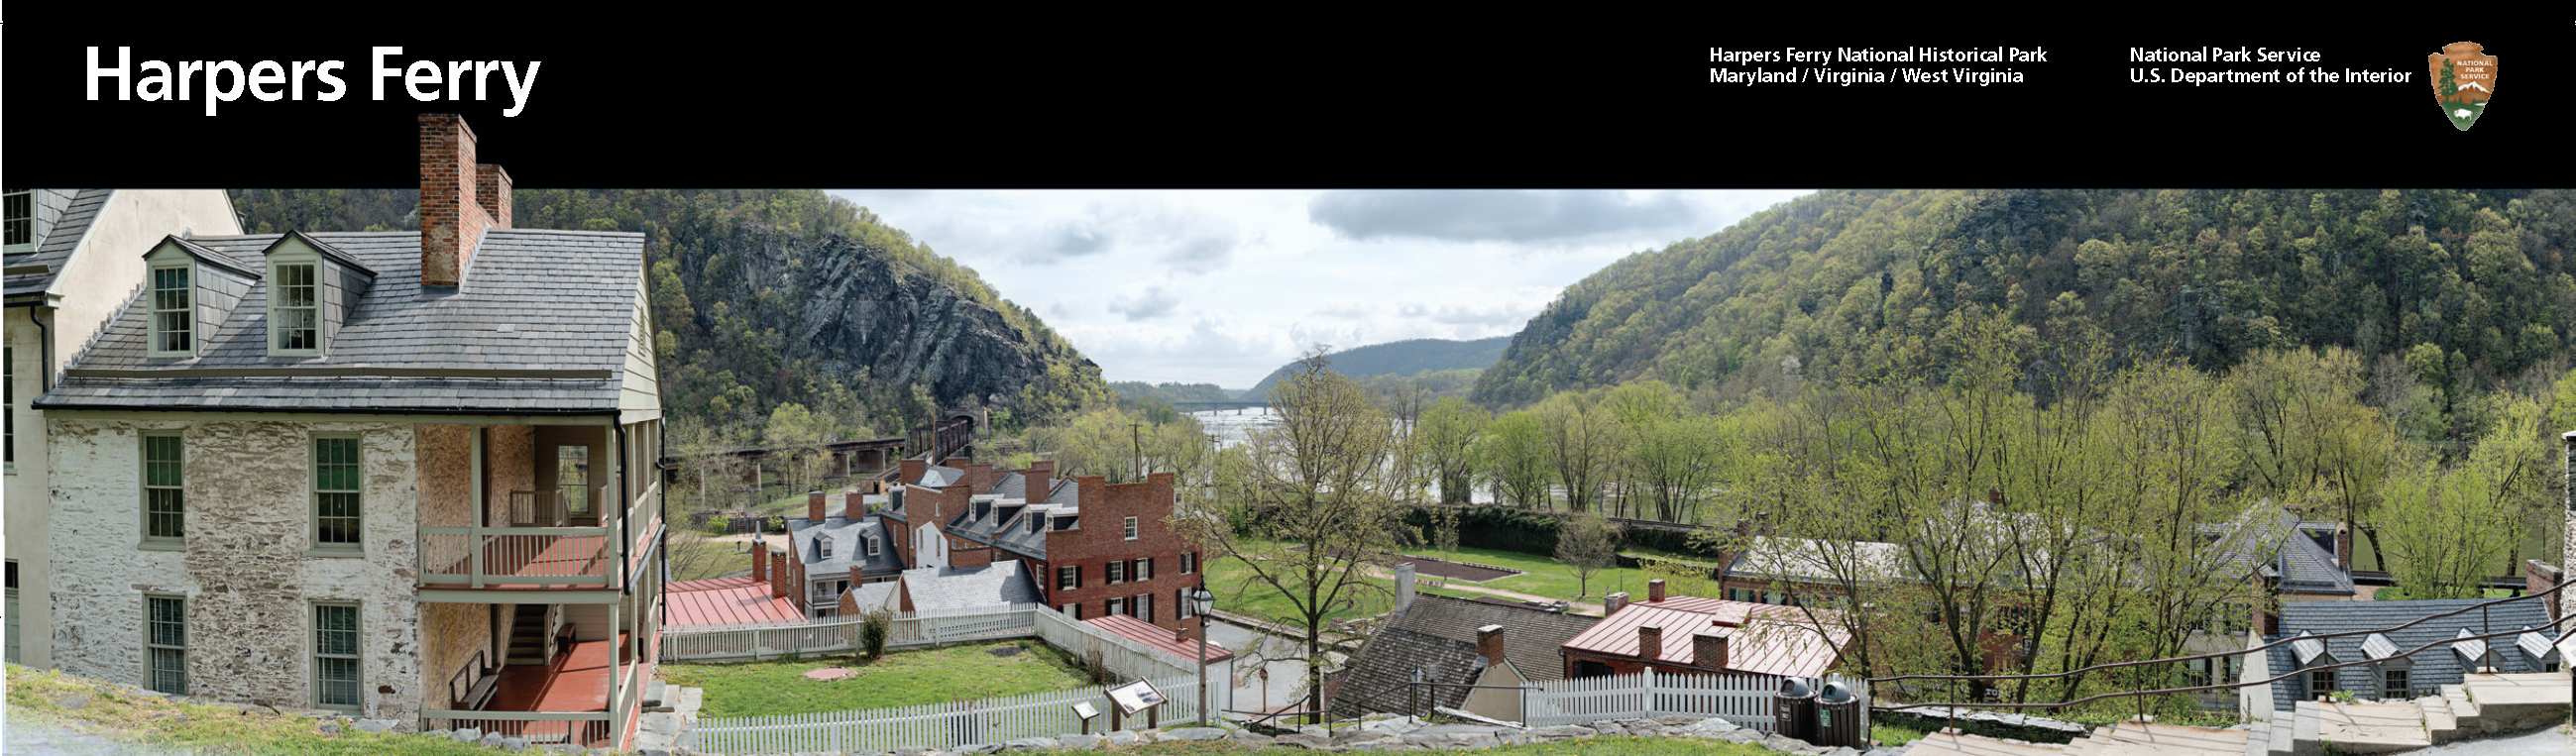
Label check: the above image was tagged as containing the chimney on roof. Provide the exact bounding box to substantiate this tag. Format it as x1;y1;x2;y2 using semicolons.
844;490;866;521
770;551;792;601
1077;476;1105;510
751;544;768;583
1694;629;1729;670
1605;592;1629;614
1027;460;1056;481
1637;624;1662;661
901;458;927;485
417;114;506;286
1175;626;1191;644
810;491;829;522
1648;579;1667;603
1394;563;1417;613
1477;624;1507;668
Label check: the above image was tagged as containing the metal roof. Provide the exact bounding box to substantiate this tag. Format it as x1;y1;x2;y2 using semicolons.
2291;631;2328;665
1084;614;1235;664
664;576;804;628
1559;595;1849;678
2358;633;2399;660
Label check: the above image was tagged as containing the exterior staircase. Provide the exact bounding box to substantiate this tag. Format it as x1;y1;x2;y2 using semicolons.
1901;673;2570;756
504;603;554;666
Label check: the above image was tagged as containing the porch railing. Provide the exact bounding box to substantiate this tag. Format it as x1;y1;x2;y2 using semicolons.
1866;578;2576;726
418;526;614;588
420;710;616;748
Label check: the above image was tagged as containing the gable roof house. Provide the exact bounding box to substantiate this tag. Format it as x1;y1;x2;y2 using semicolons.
1560;580;1853;682
767;455;1207;632
1330;593;1601;722
6;187;240;670
29;115;665;748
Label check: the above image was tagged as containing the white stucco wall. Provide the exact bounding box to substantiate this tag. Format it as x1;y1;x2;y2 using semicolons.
47;417;423;717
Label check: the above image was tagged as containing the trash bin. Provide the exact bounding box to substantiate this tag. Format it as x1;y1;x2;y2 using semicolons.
1814;681;1864;749
1773;678;1817;742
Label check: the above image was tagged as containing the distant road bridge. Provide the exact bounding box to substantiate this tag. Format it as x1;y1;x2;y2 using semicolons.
1171;400;1270;412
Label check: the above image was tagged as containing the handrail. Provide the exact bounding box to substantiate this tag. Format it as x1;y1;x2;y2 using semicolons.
1868;576;2576;714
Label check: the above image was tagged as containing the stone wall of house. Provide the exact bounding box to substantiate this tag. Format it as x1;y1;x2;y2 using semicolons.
48;418;423;718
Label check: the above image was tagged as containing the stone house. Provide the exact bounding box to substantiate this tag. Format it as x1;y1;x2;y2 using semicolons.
6;187;241;668
29;115;665;749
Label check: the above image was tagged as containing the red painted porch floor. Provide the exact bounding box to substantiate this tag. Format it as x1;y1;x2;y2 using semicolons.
478;633;632;748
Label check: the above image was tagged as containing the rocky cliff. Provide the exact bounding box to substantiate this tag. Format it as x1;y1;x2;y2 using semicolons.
792;233;1097;410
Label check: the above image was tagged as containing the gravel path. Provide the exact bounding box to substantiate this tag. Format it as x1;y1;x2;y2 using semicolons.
2;719;185;756
2404;725;2576;756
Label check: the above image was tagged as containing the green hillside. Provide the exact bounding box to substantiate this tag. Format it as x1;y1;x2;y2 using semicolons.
1474;189;2576;427
1243;336;1511;399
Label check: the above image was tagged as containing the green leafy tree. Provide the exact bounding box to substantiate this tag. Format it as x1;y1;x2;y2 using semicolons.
1176;349;1411;722
1479;410;1553;508
1554;511;1624;597
1416;397;1490;504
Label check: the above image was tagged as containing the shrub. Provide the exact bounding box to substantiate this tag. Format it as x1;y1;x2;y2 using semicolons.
861;611;893;658
1080;648;1116;685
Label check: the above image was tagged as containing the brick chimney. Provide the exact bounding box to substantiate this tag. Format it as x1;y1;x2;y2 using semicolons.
901;458;927;485
2335;526;2353;570
751;544;768;583
1605;592;1629;614
1077;476;1106;510
1693;629;1729;670
1647;579;1667;603
1025;460;1057;482
769;551;791;600
1477;624;1507;667
809;491;828;522
844;490;867;521
1637;623;1662;661
965;462;996;494
417;114;506;286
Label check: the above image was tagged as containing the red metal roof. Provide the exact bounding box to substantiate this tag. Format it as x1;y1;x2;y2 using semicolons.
1083;614;1236;663
665;577;805;627
1560;596;1850;678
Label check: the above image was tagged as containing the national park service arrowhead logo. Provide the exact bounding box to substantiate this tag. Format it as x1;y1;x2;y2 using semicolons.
2428;42;2497;131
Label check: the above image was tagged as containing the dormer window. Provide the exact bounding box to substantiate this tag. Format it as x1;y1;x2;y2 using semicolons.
819;537;833;560
865;535;880;557
150;266;193;357
271;264;318;353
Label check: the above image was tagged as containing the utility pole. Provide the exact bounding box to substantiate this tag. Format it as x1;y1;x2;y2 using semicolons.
1132;421;1144;483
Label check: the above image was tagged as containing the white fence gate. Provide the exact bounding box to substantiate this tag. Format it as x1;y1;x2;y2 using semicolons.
693;674;1202;755
1525;669;1866;733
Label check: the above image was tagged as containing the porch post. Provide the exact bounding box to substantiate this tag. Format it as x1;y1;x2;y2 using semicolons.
472;426;487;588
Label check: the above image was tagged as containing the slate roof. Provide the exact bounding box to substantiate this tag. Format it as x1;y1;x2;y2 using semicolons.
788;514;905;579
899;561;1043;611
2213;507;2354;596
844;582;900;613
1331;627;1482;718
1386;594;1599;684
3;189;104;297
915;464;964;487
2260;598;2558;711
35;229;645;413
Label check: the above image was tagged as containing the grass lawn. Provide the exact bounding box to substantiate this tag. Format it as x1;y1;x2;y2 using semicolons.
7;664;503;756
659;639;1093;717
666;534;751;582
1404;544;1657;602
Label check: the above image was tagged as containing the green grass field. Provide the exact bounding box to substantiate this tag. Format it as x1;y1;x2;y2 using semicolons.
7;664;507;756
1406;544;1657;601
658;640;1094;717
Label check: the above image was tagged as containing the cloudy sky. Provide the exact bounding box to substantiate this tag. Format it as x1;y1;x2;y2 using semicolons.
826;190;1814;387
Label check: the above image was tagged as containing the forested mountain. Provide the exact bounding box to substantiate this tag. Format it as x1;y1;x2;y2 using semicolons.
228;189;1109;444
1244;336;1511;399
1475;189;2576;425
1111;381;1236;403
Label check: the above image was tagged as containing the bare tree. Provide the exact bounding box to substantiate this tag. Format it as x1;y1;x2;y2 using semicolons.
1555;510;1624;598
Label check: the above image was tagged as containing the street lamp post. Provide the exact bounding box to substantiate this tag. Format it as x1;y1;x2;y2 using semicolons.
1190;586;1216;726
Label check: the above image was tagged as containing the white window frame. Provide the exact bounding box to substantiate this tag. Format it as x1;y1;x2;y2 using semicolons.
311;602;363;711
1059;566;1078;591
1178;588;1194;619
1137;558;1151;581
865;535;879;557
1108;561;1125;585
1061;602;1078;618
3;190;32;255
148;264;194;358
1123;516;1138;540
310;434;363;555
1138;593;1152;623
1107;596;1125;616
142;432;185;547
819;537;833;560
269;261;320;356
146;594;187;695
1180;552;1194;575
5;343;15;475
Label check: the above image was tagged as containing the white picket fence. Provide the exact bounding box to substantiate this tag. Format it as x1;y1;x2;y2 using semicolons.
661;604;1045;662
694;674;1204;755
1525;668;1867;733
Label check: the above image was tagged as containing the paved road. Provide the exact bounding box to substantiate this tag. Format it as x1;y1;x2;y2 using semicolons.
1206;619;1342;717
